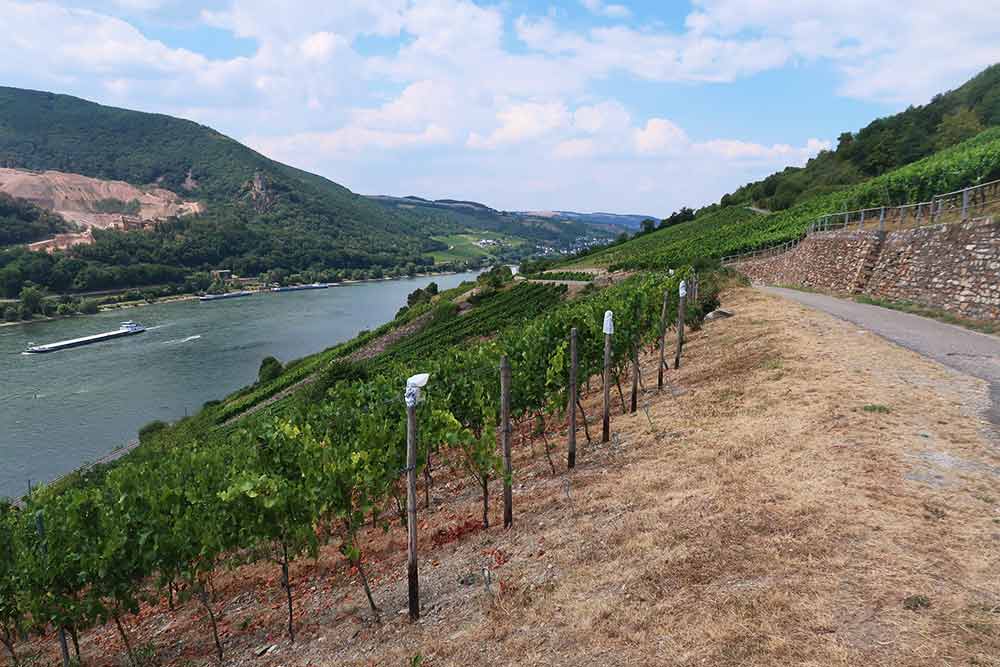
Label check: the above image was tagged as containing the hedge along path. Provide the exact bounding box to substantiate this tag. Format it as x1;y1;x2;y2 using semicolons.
0;268;712;665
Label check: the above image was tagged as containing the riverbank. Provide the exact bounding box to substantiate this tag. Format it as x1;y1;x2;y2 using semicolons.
0;271;469;329
0;270;481;499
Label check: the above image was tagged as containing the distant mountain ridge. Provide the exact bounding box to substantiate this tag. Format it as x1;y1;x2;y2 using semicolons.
531;210;653;229
369;194;652;230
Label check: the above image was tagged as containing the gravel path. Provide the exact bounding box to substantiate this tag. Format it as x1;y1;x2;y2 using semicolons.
761;287;1000;431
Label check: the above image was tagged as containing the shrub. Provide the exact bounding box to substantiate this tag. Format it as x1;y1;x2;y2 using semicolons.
3;306;18;322
468;286;497;305
302;360;371;403
79;299;99;314
258;356;283;384
138;420;168;442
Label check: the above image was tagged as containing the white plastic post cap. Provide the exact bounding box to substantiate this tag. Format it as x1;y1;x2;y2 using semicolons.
603;310;614;335
405;373;430;406
407;373;430;389
679;280;687;298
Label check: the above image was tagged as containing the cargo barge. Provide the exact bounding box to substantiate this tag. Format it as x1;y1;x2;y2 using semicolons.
271;282;330;292
24;321;145;354
198;290;255;302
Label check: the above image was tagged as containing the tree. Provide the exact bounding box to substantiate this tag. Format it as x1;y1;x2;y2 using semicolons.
659;207;695;229
18;285;43;315
258;356;283;384
934;107;984;150
640;219;656;234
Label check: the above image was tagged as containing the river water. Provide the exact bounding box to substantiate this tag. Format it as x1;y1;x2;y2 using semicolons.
0;272;478;499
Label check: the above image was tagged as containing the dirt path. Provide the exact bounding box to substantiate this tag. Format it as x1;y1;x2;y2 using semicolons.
24;287;1000;666
762;286;1000;435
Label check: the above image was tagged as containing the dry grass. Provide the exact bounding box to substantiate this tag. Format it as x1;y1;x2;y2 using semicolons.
22;287;1000;667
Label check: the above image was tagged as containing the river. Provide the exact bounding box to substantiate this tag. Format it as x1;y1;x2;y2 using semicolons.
0;272;479;499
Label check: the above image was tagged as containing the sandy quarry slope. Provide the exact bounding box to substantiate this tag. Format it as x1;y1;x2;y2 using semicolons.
0;167;201;230
18;286;1000;666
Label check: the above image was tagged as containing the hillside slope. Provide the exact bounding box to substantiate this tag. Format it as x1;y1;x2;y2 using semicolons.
368;195;617;250
11;287;998;666
0;87;443;259
722;64;1000;211
571;127;1000;270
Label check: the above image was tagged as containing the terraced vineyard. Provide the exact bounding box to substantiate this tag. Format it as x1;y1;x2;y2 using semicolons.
379;282;566;365
568;128;1000;270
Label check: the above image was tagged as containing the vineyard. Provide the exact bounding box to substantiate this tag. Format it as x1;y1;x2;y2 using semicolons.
568;127;1000;271
521;271;594;282
0;268;715;666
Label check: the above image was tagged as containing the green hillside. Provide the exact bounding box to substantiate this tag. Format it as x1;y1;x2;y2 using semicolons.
0;87;467;295
722;64;1000;211
571;127;1000;270
0;193;71;246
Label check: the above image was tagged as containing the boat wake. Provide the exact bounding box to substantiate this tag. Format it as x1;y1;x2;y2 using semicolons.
164;334;202;345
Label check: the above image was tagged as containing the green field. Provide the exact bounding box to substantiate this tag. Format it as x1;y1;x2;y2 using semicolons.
430;232;524;262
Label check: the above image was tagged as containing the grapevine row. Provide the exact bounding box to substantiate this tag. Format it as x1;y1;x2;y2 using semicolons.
0;268;714;665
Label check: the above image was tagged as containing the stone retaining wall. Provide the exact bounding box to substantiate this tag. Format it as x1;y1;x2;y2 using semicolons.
733;217;999;320
866;218;999;320
735;230;881;293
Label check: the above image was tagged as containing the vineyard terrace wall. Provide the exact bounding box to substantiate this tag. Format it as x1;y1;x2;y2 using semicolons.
733;217;1000;320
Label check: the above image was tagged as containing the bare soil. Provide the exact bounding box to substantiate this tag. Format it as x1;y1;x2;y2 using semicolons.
19;287;1000;666
0;167;201;231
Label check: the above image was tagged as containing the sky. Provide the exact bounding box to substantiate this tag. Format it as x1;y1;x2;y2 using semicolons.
2;1;999;216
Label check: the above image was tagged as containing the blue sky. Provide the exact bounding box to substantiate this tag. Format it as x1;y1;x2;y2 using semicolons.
2;1;998;216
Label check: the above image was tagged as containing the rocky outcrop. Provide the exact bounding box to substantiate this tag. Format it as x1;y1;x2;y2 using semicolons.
734;217;1000;321
244;171;276;214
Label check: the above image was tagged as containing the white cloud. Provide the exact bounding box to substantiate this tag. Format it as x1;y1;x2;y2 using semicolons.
573;101;631;135
112;0;168;10
684;0;1000;103
553;138;597;159
467;102;571;149
515;16;791;83
299;32;341;63
2;0;995;215
634;118;690;154
701;137;831;161
580;0;631;20
249;123;452;158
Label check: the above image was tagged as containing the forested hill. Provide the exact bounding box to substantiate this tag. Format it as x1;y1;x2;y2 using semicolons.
722;64;1000;211
0;193;71;246
0;86;446;264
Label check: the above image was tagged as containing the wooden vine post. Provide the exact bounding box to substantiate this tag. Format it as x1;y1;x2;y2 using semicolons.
630;298;640;413
674;280;687;370
657;289;669;392
35;513;71;667
602;310;614;443
405;373;428;621
567;327;578;469
500;356;513;528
